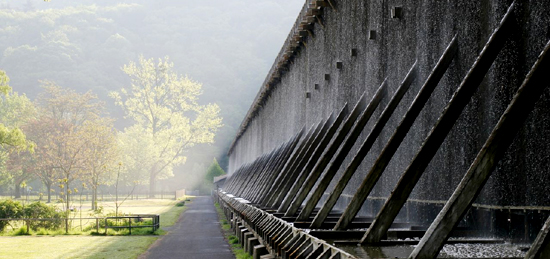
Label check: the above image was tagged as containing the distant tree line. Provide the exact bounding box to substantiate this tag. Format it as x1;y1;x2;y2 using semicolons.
0;0;303;172
0;55;222;213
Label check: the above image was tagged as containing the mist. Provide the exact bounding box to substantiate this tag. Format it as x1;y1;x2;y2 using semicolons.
0;0;303;195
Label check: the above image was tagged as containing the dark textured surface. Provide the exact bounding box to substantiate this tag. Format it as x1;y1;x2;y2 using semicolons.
140;196;234;259
228;0;550;241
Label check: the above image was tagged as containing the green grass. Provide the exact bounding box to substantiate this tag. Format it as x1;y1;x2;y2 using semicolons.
0;236;157;259
0;197;192;258
214;202;253;259
1;198;192;236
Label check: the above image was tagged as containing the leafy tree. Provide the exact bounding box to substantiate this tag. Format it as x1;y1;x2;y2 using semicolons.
5;151;34;199
0;70;36;197
35;82;102;220
23;117;58;203
0;71;33;149
201;158;226;193
111;56;222;196
205;158;225;183
80;115;119;210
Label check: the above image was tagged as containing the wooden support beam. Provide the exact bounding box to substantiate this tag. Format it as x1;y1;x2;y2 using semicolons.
362;38;466;243
251;132;304;203
526;215;550;259
276;116;335;213
302;61;418;225
332;36;459;231
247;138;296;202
241;151;279;199
275;105;348;215
233;154;269;196
261;125;315;206
314;1;329;8
244;143;288;200
316;16;325;28
264;126;316;205
283;80;387;216
270;120;325;208
411;34;550;259
265;91;370;208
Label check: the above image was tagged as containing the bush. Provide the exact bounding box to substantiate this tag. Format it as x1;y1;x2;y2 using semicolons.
23;202;64;231
0;200;23;231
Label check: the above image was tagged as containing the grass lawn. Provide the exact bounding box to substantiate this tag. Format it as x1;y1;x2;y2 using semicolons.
0;236;156;259
0;197;191;258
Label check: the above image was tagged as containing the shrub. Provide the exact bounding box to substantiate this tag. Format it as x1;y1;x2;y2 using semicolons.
0;200;23;231
23;202;64;231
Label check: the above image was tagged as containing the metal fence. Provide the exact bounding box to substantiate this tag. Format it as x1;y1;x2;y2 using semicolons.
0;214;160;234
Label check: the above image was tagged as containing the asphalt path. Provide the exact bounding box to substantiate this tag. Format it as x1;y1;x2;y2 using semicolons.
140;196;235;259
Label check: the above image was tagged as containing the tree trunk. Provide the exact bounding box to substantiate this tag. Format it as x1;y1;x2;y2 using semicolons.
65;182;70;234
14;184;21;199
149;173;156;198
46;183;52;203
91;187;97;210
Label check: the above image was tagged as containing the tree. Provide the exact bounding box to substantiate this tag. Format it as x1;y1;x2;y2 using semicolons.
24;117;58;203
202;158;226;193
111;56;222;196
35;82;102;219
0;70;36;198
5;150;34;199
0;71;33;149
80;115;118;210
205;158;225;183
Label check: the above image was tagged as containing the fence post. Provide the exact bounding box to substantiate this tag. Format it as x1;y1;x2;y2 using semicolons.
129;218;132;235
96;218;99;233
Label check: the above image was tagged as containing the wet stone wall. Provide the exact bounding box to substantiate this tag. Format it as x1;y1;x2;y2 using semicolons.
228;0;550;240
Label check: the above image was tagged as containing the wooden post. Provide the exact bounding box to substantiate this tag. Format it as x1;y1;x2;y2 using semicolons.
331;36;459;230
299;61;417;223
244;142;287;201
276;118;329;212
306;41;442;230
252;119;322;203
270;90;369;210
263;125;316;206
234;154;269;196
339;2;515;233
253;138;300;202
282;80;387;217
365;23;516;242
363;38;470;242
249;136;299;203
277;111;344;213
269;122;324;208
277;105;348;212
259;130;305;205
411;38;550;258
526;215;550;259
283;81;388;216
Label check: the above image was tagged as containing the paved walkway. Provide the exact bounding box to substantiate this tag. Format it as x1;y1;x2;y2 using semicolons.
140;196;235;259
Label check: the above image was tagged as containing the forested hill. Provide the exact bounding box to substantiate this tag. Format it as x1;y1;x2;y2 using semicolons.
0;0;303;169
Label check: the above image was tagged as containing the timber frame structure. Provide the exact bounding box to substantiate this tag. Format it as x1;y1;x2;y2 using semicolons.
219;0;550;258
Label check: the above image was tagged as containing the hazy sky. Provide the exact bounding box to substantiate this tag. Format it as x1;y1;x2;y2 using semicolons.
0;0;305;171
